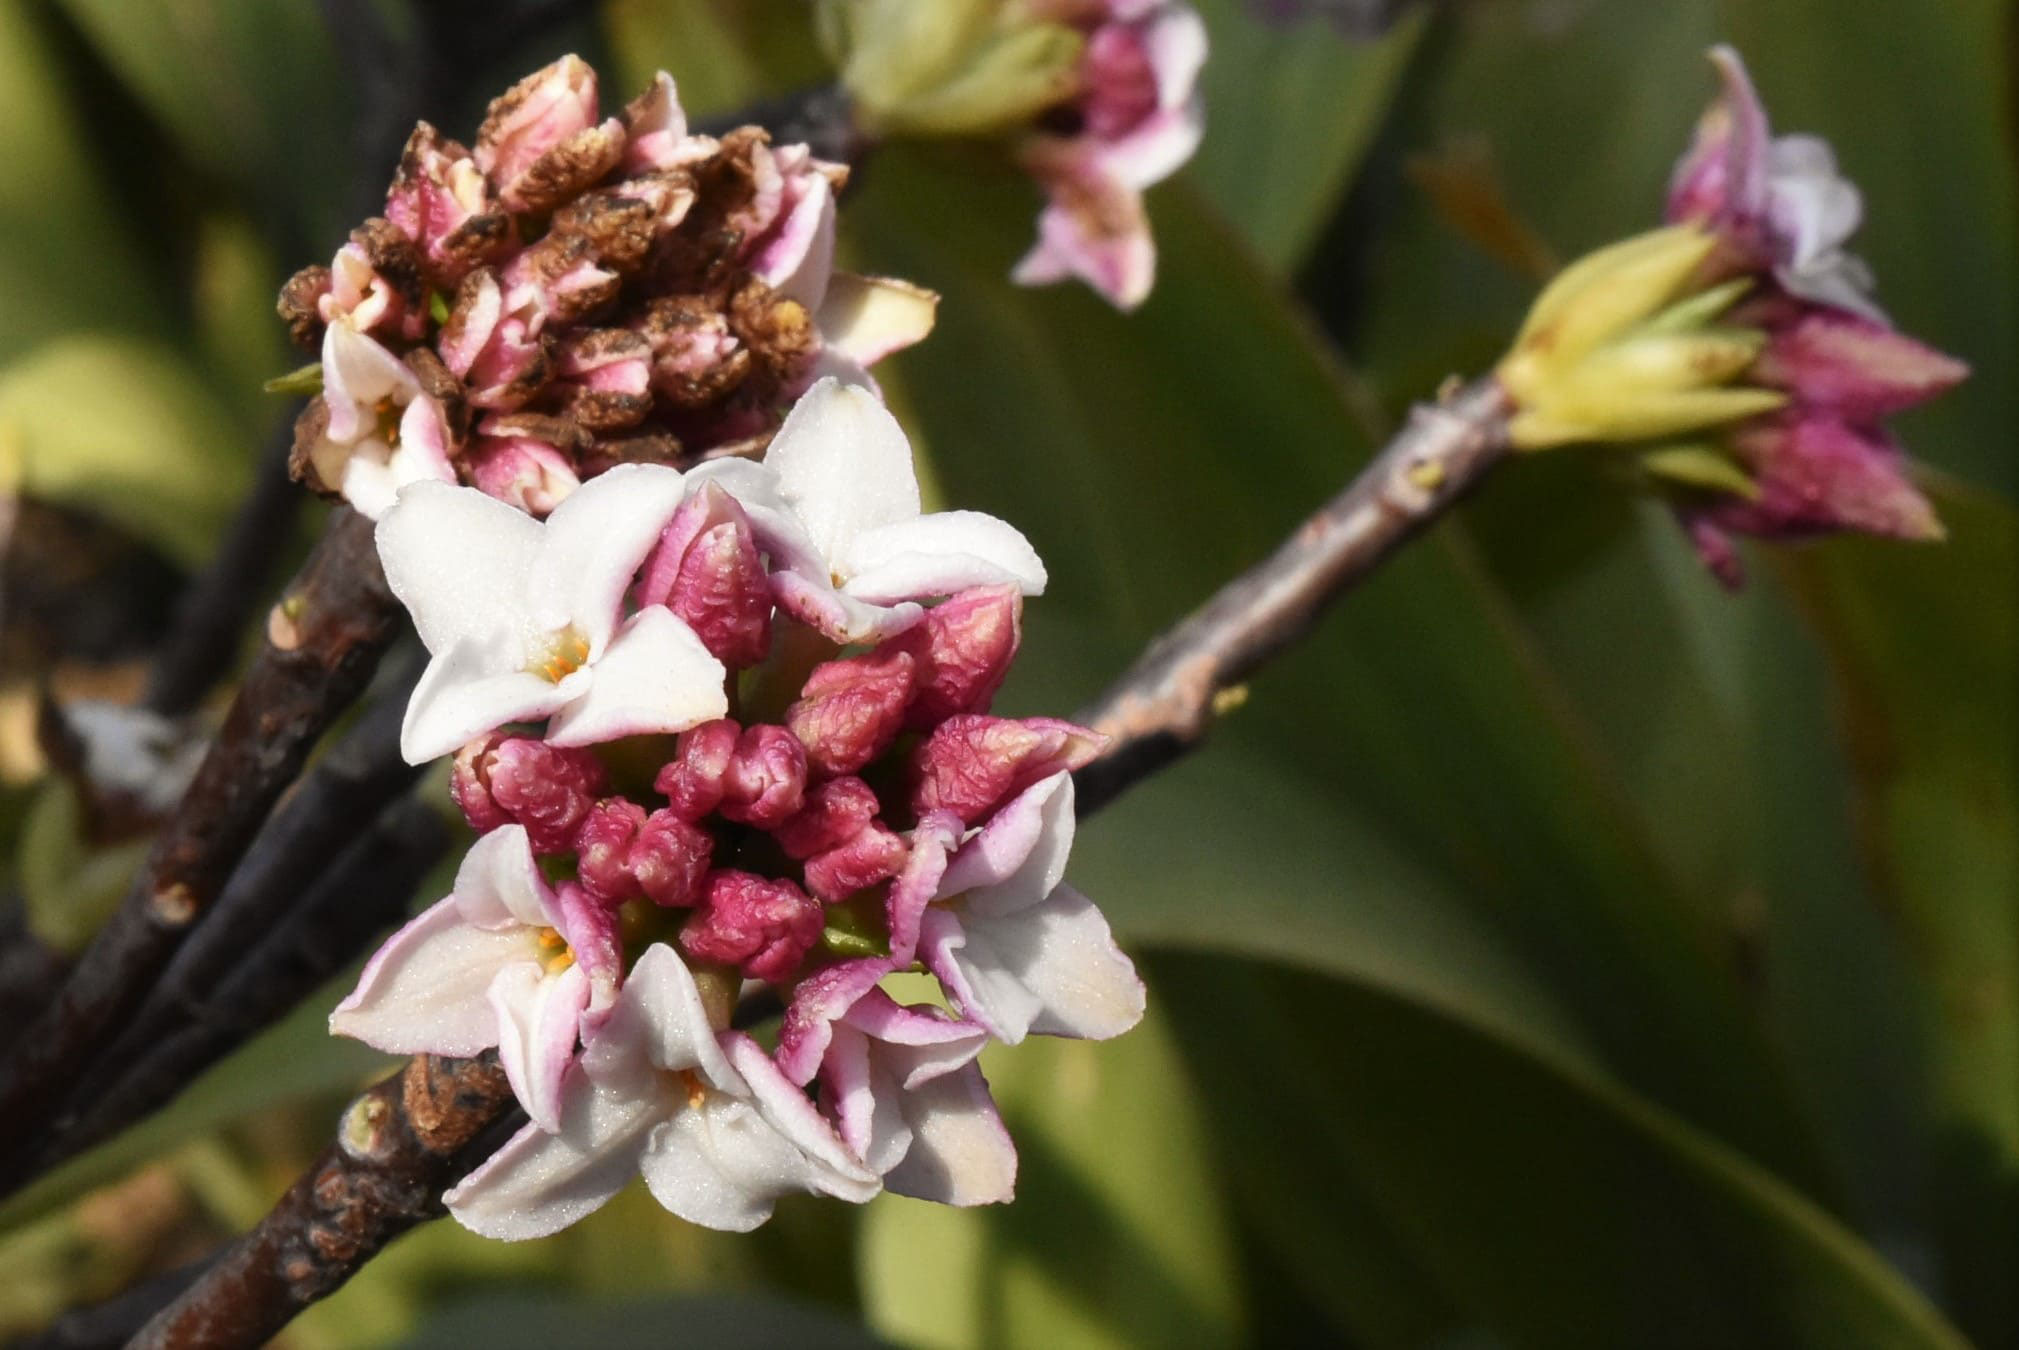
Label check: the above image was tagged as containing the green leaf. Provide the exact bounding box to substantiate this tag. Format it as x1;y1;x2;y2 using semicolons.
0;335;249;567
396;1293;884;1350
859;997;1245;1349
1157;952;1970;1350
1186;0;1426;274
604;0;828;120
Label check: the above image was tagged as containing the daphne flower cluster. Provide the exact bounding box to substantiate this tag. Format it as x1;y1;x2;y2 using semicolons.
327;371;1144;1236
279;55;936;521
1495;46;1967;588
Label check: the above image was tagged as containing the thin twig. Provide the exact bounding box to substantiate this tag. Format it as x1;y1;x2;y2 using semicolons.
0;511;400;1189
1071;376;1513;812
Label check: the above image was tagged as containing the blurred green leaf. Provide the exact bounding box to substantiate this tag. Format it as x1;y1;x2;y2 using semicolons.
397;1292;885;1349
860;998;1244;1350
51;0;349;246
1157;952;1970;1350
17;780;147;954
1187;0;1425;275
0;3;164;359
0;335;249;567
603;0;827;119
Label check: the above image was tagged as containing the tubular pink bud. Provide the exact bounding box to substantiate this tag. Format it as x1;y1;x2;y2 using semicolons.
655;718;740;820
804;823;909;903
630;809;715;907
910;715;1108;824
681;870;824;982
450;733;606;853
774;776;881;860
467;434;580;515
786;648;917;779
721;725;807;828
637;484;772;668
885;584;1022;729
575;798;648;905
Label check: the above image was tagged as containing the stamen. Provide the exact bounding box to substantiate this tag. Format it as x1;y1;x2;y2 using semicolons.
526;627;591;683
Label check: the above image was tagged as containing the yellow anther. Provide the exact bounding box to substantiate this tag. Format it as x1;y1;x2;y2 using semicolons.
526;627;591;683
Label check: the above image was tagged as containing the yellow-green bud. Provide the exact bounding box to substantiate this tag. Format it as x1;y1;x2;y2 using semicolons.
818;0;1083;138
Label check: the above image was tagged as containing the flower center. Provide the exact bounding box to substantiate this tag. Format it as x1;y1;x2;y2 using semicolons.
671;1067;710;1112
526;626;591;683
374;398;403;447
534;925;575;975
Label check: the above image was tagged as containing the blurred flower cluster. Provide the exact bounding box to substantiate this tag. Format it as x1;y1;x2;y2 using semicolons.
1495;47;1967;586
819;0;1207;308
279;56;936;521
302;57;1143;1238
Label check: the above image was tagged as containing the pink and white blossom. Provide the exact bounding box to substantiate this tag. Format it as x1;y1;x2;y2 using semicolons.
304;324;455;521
330;825;618;1132
375;466;727;762
444;944;879;1238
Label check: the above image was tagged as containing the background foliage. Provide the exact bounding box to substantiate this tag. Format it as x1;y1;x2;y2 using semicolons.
0;1;2012;1346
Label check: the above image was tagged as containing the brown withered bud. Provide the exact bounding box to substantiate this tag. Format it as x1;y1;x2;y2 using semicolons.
650;128;770;292
349;217;428;315
508;123;626;216
287;398;339;498
551;190;657;275
552;328;653;431
578;429;683;478
729;279;817;381
276;264;331;350
479;411;590;455
637;296;750;408
509;230;623;326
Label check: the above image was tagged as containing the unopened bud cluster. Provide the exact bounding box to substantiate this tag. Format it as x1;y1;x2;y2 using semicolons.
1493;47;1966;586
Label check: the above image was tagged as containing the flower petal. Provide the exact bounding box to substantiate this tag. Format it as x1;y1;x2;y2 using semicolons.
587;943;736;1087
884;1060;1017;1207
776;955;893;1086
491;961;592;1132
750;169;835;308
376;480;544;656
843;990;989;1088
328;895;535;1056
530;463;692;654
939;771;1075;916
840;510;1048;604
444;1067;665;1241
322;324;420;443
771;569;924;645
453;822;557;929
819;1023;909;1174
401;637;576;765
886;812;963;968
924;884;1145;1044
545;607;728;747
816;273;939;368
765;379;921;569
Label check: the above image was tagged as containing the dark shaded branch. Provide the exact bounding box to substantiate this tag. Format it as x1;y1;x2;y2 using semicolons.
12;1260;210;1350
130;1052;516;1350
699;83;864;167
0;889;69;1059
0;510;401;1188
36;786;443;1173
1071;377;1514;813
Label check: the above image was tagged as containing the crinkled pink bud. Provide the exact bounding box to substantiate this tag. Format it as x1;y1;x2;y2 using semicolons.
910;715;1108;824
804;822;909;904
630;808;715;908
1749;309;1969;422
438;269;551;410
775;776;881;861
786;649;918;780
637;485;772;668
721;725;808;828
655;718;740;820
474;54;625;213
386;122;508;286
681;869;824;982
451;734;607;854
467;434;580;516
575;798;648;905
885;585;1023;730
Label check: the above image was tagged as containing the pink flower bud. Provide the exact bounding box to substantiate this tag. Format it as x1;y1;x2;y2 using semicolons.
467;433;580;516
637;485;771;668
681;870;823;982
910;715;1108;824
803;823;908;903
622;72;713;175
786;648;917;779
774;776;881;860
575;798;648;905
1080;23;1161;141
553;329;653;432
655;718;740;819
438;269;551;410
1750;309;1969;422
385;122;508;287
721;725;807;828
501;232;621;330
474;54;625;213
450;734;606;853
885;585;1022;729
630;808;714;907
